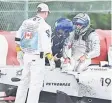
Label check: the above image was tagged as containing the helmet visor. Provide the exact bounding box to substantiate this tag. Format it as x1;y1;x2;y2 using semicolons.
73;18;85;26
73;18;85;35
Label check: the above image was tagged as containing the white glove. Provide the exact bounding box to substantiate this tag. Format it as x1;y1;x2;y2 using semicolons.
61;58;70;71
61;57;75;71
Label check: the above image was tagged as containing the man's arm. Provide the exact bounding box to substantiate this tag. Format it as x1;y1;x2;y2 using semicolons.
63;31;74;58
38;24;52;58
86;32;100;59
15;20;27;46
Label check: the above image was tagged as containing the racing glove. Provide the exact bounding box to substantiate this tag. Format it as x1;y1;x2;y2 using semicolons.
63;57;71;64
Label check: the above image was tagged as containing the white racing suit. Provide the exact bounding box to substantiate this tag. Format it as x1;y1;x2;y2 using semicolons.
63;28;100;72
15;15;52;103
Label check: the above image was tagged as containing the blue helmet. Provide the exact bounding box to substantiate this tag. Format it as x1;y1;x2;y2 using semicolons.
55;18;74;33
72;13;90;35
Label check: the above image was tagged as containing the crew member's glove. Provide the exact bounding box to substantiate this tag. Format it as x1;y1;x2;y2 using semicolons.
16;45;21;52
45;53;55;70
45;53;53;60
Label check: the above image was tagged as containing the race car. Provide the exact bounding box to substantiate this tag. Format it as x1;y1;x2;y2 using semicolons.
0;29;112;103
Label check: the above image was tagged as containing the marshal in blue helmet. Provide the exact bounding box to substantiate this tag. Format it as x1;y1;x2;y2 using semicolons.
51;18;74;68
54;18;74;39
